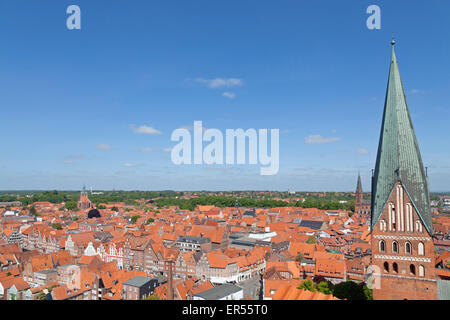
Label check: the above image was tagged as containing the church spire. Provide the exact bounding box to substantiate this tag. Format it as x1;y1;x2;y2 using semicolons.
356;171;363;193
371;41;433;235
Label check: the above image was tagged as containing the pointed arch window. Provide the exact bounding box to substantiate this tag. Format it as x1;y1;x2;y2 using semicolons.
419;265;425;277
393;262;398;273
418;242;425;256
392;241;399;254
405;242;412;255
383;262;389;273
379;240;386;253
415;221;423;233
410;264;416;275
389;203;396;231
379;220;387;232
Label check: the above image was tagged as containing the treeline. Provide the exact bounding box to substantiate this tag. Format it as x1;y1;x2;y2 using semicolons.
0;191;355;212
0;190;179;207
0;191;75;206
154;196;355;212
296;199;355;212
154;196;289;211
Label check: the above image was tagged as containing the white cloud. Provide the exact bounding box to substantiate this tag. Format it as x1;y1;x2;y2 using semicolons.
356;149;369;155
133;148;158;153
410;89;425;95
222;92;236;99
192;78;244;89
62;155;86;164
130;125;162;135
123;162;146;168
96;144;112;150
123;163;139;168
123;162;145;168
305;135;342;144
133;147;172;153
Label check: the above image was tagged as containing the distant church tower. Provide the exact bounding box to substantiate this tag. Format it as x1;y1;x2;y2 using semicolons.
370;40;437;300
77;185;93;211
355;172;370;216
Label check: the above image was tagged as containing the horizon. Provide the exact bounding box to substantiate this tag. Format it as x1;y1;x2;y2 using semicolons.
1;188;449;194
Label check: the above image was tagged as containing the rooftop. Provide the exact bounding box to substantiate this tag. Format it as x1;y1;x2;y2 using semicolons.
194;283;242;300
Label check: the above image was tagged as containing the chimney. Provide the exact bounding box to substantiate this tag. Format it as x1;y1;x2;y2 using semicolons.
167;259;174;300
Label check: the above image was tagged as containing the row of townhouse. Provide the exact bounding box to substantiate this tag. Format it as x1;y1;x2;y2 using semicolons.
20;226;61;254
119;234;266;284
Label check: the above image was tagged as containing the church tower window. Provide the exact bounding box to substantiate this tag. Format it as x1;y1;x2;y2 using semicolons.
379;240;386;253
405;242;412;255
418;242;425;256
419;265;425;277
392;241;399;254
393;263;398;274
410;264;416;276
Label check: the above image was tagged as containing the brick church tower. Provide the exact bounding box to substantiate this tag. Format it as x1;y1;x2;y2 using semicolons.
355;172;371;216
370;40;437;300
77;185;93;211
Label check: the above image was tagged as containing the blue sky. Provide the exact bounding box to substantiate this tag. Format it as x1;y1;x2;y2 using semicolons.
1;0;449;191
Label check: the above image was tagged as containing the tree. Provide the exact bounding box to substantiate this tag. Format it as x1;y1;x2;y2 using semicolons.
146;218;155;225
297;279;316;292
312;275;327;284
295;253;304;262
130;215;141;223
51;223;62;230
65;201;77;211
362;284;373;300
111;206;119;212
332;281;366;300
37;292;47;300
306;236;316;244
29;206;37;216
317;281;332;295
142;295;160;300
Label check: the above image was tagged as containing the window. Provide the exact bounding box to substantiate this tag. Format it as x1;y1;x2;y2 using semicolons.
392;241;399;254
405;242;412;255
415;221;423;233
383;262;389;273
380;220;387;232
389;203;396;231
419;265;425;277
418;242;425;256
379;240;386;253
410;264;416;275
393;263;398;273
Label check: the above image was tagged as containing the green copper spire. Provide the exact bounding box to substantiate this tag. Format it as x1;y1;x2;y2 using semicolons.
356;172;363;193
371;41;433;235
